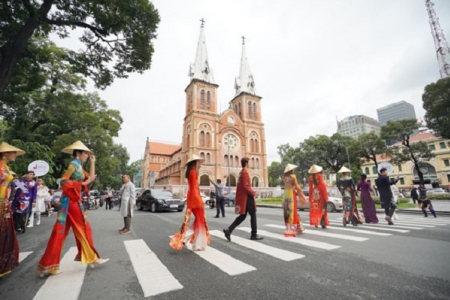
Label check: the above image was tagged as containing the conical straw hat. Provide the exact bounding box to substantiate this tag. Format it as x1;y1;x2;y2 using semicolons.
308;164;323;174
0;142;26;156
62;140;92;154
338;166;351;173
284;163;298;173
185;154;205;166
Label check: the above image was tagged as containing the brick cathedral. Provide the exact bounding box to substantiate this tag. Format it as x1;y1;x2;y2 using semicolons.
141;24;268;189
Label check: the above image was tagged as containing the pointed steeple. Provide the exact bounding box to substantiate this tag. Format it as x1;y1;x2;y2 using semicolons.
235;36;256;95
189;19;215;83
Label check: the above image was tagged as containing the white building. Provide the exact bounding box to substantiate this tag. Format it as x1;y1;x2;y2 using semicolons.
337;115;381;139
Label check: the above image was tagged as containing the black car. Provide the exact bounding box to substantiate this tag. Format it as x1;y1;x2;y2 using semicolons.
137;188;185;212
223;192;236;207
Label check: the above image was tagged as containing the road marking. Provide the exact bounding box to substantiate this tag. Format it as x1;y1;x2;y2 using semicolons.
387;221;435;228
33;247;86;300
328;221;410;233
332;218;424;230
236;227;341;250
209;230;304;261
388;217;450;225
182;240;256;276
303;224;391;236
124;239;183;297
265;224;369;242
19;251;33;263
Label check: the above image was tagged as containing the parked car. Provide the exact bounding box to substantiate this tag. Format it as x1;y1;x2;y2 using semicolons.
201;193;211;204
137;188;185;212
223;192;236;207
298;195;343;212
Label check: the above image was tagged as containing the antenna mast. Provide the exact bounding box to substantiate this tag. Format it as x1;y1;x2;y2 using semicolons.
426;0;450;78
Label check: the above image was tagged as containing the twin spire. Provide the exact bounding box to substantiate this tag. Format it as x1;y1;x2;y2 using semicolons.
189;19;256;95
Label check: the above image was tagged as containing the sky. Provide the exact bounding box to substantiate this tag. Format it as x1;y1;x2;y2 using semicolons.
53;0;450;164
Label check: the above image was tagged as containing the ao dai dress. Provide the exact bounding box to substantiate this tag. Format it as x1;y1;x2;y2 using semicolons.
282;174;305;237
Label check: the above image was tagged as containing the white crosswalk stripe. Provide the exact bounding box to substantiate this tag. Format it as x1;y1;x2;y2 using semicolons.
328;221;410;233
265;224;369;242
33;247;86;300
236;227;341;250
209;230;304;261
18;251;33;263
124;239;183;297
303;224;392;236
332;218;426;229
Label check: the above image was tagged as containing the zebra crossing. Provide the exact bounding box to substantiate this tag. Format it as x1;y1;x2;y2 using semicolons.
16;214;450;299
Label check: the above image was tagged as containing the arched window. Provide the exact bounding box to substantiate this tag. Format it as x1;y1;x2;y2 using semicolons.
187;134;190;148
230;155;234;167
250;139;254;152
372;166;377;174
224;155;228;165
199;131;205;147
200;90;205;109
251;158;255;168
206;153;211;164
238;103;242;118
200;152;205;160
253;102;257;120
256;158;259;168
206;91;211;110
248;101;252;118
255;139;259;153
200;174;210;186
235;156;239;167
365;167;370;175
252;177;259;187
226;175;237;187
206;132;211;148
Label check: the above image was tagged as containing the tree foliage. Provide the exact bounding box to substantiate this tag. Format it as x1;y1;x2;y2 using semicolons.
380;119;434;184
0;0;160;97
422;77;450;139
357;132;390;174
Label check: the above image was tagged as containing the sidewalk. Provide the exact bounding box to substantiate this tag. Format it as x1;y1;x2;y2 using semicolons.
258;200;450;215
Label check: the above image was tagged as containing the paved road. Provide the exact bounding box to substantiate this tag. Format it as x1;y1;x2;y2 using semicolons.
1;206;450;300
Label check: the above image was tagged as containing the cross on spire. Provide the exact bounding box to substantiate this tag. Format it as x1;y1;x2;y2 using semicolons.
242;36;245;45
200;18;205;28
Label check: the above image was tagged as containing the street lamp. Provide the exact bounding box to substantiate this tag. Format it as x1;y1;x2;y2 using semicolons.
345;146;351;170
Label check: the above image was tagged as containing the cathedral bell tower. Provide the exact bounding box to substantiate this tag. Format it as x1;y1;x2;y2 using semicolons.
182;20;219;169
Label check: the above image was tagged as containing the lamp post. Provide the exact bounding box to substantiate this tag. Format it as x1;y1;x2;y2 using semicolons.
226;133;231;192
345;146;351;170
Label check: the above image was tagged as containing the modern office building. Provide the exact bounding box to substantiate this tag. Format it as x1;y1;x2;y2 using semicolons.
337;115;381;139
376;100;417;126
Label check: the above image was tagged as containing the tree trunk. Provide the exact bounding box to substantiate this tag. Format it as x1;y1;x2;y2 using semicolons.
0;0;54;98
414;162;425;185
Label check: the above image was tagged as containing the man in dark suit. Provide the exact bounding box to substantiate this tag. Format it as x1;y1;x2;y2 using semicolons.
375;167;399;225
223;157;263;241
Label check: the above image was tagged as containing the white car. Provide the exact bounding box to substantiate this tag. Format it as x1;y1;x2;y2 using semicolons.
183;192;210;204
298;196;344;212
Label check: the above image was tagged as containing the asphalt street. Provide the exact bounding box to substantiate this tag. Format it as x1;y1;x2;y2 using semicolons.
1;205;450;300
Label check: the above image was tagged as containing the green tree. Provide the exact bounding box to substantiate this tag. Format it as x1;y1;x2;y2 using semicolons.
268;161;283;187
0;0;160;97
380;119;434;184
357;132;390;175
422;77;450;139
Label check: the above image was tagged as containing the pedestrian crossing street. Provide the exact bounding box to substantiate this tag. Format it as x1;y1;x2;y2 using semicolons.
18;214;450;299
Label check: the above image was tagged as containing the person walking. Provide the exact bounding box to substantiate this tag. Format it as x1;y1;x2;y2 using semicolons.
118;174;136;234
390;178;400;220
28;178;49;227
410;187;419;205
223;157;263;242
337;166;361;226
357;174;378;223
0;142;25;279
281;163;306;236
37;141;109;277
210;176;225;218
12;170;37;232
418;184;436;217
308;165;330;229
170;155;210;251
375;167;399;225
105;186;113;210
